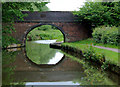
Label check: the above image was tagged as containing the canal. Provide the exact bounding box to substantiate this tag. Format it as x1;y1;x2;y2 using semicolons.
2;40;119;86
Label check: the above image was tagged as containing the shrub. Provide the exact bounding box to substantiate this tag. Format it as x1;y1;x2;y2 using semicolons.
83;45;105;64
101;61;110;70
92;26;120;46
2;35;18;48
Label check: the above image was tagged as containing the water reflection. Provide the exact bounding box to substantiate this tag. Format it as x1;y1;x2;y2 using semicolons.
2;50;21;85
34;40;57;44
26;41;64;65
2;41;119;86
47;52;63;64
62;51;119;85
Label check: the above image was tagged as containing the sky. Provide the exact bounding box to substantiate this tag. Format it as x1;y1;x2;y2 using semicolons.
46;0;86;11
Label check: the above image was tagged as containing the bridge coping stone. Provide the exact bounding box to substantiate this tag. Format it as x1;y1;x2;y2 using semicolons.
15;11;79;23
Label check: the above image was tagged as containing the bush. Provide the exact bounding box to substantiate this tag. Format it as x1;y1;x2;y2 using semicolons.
27;33;53;41
26;26;64;42
82;45;115;70
83;45;105;64
92;26;120;46
2;35;18;48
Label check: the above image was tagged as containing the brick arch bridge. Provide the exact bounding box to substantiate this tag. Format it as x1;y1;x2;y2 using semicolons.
11;11;89;45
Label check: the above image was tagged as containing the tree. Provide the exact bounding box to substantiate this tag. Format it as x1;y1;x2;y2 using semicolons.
2;2;48;47
73;1;120;28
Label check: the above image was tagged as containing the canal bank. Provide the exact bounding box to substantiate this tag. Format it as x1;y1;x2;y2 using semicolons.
59;44;120;75
2;40;120;86
4;41;120;75
3;47;119;86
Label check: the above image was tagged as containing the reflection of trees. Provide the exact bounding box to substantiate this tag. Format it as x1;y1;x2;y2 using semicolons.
2;50;17;85
26;41;58;64
75;65;117;85
63;52;117;85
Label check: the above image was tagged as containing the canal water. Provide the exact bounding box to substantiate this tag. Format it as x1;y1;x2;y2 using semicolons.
2;40;119;86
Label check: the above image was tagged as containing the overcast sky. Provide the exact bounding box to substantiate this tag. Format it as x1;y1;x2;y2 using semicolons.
46;0;86;11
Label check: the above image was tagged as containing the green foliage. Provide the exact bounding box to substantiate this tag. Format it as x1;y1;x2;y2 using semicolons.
65;38;118;49
73;2;120;28
62;52;117;85
2;50;26;85
83;45;105;64
2;50;18;85
82;45;115;70
2;2;48;47
37;25;52;31
92;26;120;45
27;25;64;42
2;2;48;22
62;40;119;67
101;61;111;70
2;35;19;48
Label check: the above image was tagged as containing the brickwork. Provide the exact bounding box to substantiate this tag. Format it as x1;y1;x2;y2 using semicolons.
11;22;40;42
8;11;89;45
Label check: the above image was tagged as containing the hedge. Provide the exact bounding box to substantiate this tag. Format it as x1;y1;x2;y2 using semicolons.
92;26;120;46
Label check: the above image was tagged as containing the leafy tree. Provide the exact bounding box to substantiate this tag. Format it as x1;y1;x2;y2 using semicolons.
2;2;48;23
73;1;120;28
2;2;48;48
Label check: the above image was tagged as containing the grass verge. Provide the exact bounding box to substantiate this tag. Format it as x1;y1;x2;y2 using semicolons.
73;38;118;49
62;39;119;67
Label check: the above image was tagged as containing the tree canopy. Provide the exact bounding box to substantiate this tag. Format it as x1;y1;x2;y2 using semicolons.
2;2;48;47
73;1;120;28
2;2;48;23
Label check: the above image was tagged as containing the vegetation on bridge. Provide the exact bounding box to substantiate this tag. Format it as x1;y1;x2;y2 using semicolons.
2;1;120;86
2;2;48;48
2;1;120;48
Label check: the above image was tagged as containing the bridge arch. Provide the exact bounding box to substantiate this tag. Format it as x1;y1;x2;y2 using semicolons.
10;11;90;46
23;23;66;46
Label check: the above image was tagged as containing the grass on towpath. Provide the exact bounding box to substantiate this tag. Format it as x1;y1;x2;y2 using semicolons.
62;39;119;67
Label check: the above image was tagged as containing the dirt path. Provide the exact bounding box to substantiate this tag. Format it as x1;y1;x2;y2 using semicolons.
93;46;120;53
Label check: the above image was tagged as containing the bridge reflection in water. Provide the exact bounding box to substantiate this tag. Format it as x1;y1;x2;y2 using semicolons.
11;40;85;84
2;40;119;86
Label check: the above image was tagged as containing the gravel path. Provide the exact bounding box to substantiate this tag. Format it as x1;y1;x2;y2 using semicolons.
93;46;120;53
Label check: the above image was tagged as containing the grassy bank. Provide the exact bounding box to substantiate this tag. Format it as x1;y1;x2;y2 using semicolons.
27;25;64;42
60;51;118;85
62;39;120;68
72;38;118;49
